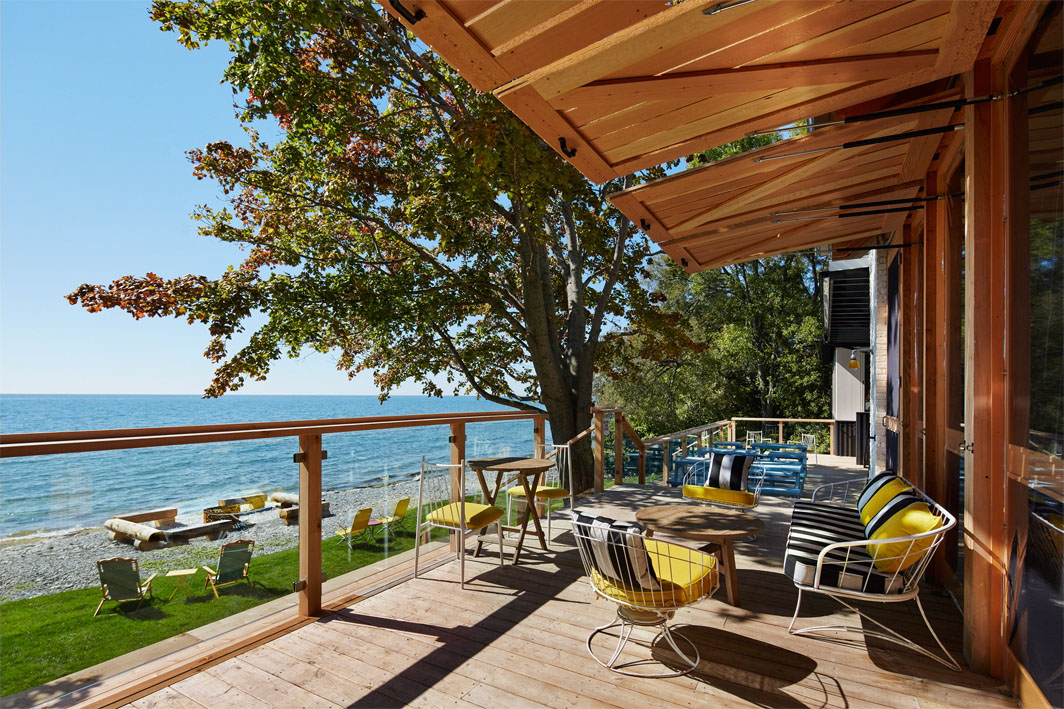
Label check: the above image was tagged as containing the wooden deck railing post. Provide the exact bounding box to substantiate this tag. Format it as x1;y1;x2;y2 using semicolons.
614;414;624;485
662;438;671;486
778;421;784;443
730;419;736;440
449;422;465;552
829;421;835;455
533;416;546;458
297;434;323;618
593;409;605;492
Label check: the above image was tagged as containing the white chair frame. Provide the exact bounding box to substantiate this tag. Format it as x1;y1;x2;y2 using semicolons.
506;443;570;543
786;476;960;670
801;433;817;463
413;458;504;589
681;456;765;511
570;513;719;677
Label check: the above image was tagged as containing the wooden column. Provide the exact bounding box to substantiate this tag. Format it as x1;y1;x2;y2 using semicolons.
614;415;625;485
662;439;671;487
777;421;784;443
962;59;1008;677
900;224;918;483
532;415;546;458
729;420;736;441
923;168;948;582
828;422;835;456
593;409;605;492
297;434;323;618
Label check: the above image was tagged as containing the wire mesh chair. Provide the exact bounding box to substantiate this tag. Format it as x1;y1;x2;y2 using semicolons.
506;444;570;546
414;458;505;589
801;433;817;463
785;477;960;669
681;454;765;511
745;430;763;447
571;512;719;677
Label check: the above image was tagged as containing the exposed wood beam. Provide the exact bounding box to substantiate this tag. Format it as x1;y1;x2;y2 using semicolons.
933;0;1001;76
559;52;939;107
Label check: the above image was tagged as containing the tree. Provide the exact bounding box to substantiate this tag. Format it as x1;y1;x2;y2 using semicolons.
597;253;832;438
66;0;681;492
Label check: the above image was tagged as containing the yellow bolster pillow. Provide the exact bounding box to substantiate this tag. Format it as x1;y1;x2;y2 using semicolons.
867;501;943;573
859;477;912;526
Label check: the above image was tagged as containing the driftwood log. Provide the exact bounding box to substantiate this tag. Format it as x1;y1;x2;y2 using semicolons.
105;518;166;543
113;508;178;528
271;492;299;508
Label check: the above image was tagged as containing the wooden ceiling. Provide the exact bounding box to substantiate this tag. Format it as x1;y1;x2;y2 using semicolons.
608;87;961;270
382;0;1000;183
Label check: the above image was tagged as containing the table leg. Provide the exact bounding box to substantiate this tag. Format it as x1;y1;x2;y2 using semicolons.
720;539;741;607
473;471;502;558
512;471;548;564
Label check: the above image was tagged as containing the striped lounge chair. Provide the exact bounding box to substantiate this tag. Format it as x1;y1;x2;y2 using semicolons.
783;472;960;669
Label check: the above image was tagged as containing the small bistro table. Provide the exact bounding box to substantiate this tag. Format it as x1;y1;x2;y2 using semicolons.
467;456;554;565
635;504;764;607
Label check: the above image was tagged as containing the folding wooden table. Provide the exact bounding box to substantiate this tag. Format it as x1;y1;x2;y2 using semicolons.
468;456;553;564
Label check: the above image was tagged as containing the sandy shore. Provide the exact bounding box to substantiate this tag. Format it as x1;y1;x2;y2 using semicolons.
0;478;470;603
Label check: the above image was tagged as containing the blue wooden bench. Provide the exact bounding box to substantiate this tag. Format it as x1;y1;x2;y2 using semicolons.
750;444;807;498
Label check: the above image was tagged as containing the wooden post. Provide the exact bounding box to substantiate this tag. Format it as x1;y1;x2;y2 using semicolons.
449;422;465;552
828;421;835;456
777;421;784;444
532;415;546;458
593;409;605;492
729;420;736;440
962;58;1007;677
614;414;624;485
638;446;645;485
662;438;671;487
297;434;323;618
680;435;687;457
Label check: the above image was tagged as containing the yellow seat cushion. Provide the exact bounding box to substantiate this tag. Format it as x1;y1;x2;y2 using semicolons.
534;487;569;500
427;502;503;530
589;540;717;608
867;500;943;573
682;484;755;508
859;477;912;526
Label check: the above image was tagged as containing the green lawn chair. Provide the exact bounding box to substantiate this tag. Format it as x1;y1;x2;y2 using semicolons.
93;557;157;616
202;539;254;598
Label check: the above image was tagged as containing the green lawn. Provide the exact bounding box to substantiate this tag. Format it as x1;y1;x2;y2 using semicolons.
0;511;440;697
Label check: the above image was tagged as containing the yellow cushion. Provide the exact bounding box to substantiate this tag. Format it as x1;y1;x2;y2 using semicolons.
859;478;912;526
867;501;943;572
506;486;528;497
589;540;717;608
534;487;569;500
427;502;503;530
682;484;755;508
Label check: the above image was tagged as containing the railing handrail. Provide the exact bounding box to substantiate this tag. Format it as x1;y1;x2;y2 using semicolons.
645;419;730;445
1;410;543;458
731;417;834;424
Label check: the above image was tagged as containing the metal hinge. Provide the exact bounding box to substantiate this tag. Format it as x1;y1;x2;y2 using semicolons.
292;571;328;593
293;450;328;463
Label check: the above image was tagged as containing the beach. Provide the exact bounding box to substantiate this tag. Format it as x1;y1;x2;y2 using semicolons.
0;479;446;603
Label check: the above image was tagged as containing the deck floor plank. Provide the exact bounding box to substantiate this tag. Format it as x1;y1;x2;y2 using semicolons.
129;459;1017;709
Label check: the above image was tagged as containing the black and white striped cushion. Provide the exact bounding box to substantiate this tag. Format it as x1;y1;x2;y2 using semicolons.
572;513;660;591
697;453;754;491
783;501;904;594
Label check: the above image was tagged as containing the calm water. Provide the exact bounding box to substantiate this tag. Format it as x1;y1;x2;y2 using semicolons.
0;395;539;536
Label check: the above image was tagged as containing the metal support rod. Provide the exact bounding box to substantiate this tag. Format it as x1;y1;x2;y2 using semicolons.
754;124;962;163
773;205;923;223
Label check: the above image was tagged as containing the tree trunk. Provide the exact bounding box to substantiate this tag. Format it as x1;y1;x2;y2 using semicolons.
538;381;594;494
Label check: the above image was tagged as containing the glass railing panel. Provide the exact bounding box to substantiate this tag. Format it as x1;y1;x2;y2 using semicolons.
0;438;299;700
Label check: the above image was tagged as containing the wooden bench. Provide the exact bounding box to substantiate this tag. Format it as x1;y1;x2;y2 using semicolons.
113;508;178;528
164;520;233;543
217;493;267;512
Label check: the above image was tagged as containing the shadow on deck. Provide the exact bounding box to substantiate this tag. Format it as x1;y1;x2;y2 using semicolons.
131;457;1014;708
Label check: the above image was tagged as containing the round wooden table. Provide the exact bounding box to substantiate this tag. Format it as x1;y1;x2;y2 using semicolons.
468;457;555;564
635;504;764;607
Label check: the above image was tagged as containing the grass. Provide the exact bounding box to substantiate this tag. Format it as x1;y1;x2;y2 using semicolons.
0;509;443;697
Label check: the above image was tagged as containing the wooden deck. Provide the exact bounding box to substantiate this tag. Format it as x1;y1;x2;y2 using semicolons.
126;459;1016;708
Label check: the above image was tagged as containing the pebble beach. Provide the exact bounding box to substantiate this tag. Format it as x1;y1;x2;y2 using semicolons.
0;480;437;603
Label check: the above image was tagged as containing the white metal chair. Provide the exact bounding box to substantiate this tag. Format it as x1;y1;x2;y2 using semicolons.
784;476;960;670
571;511;719;677
681;454;765;511
801;433;817;463
745;430;762;447
506;444;570;545
413;458;505;589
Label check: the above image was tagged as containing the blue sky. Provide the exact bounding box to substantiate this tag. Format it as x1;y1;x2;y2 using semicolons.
1;0;424;396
